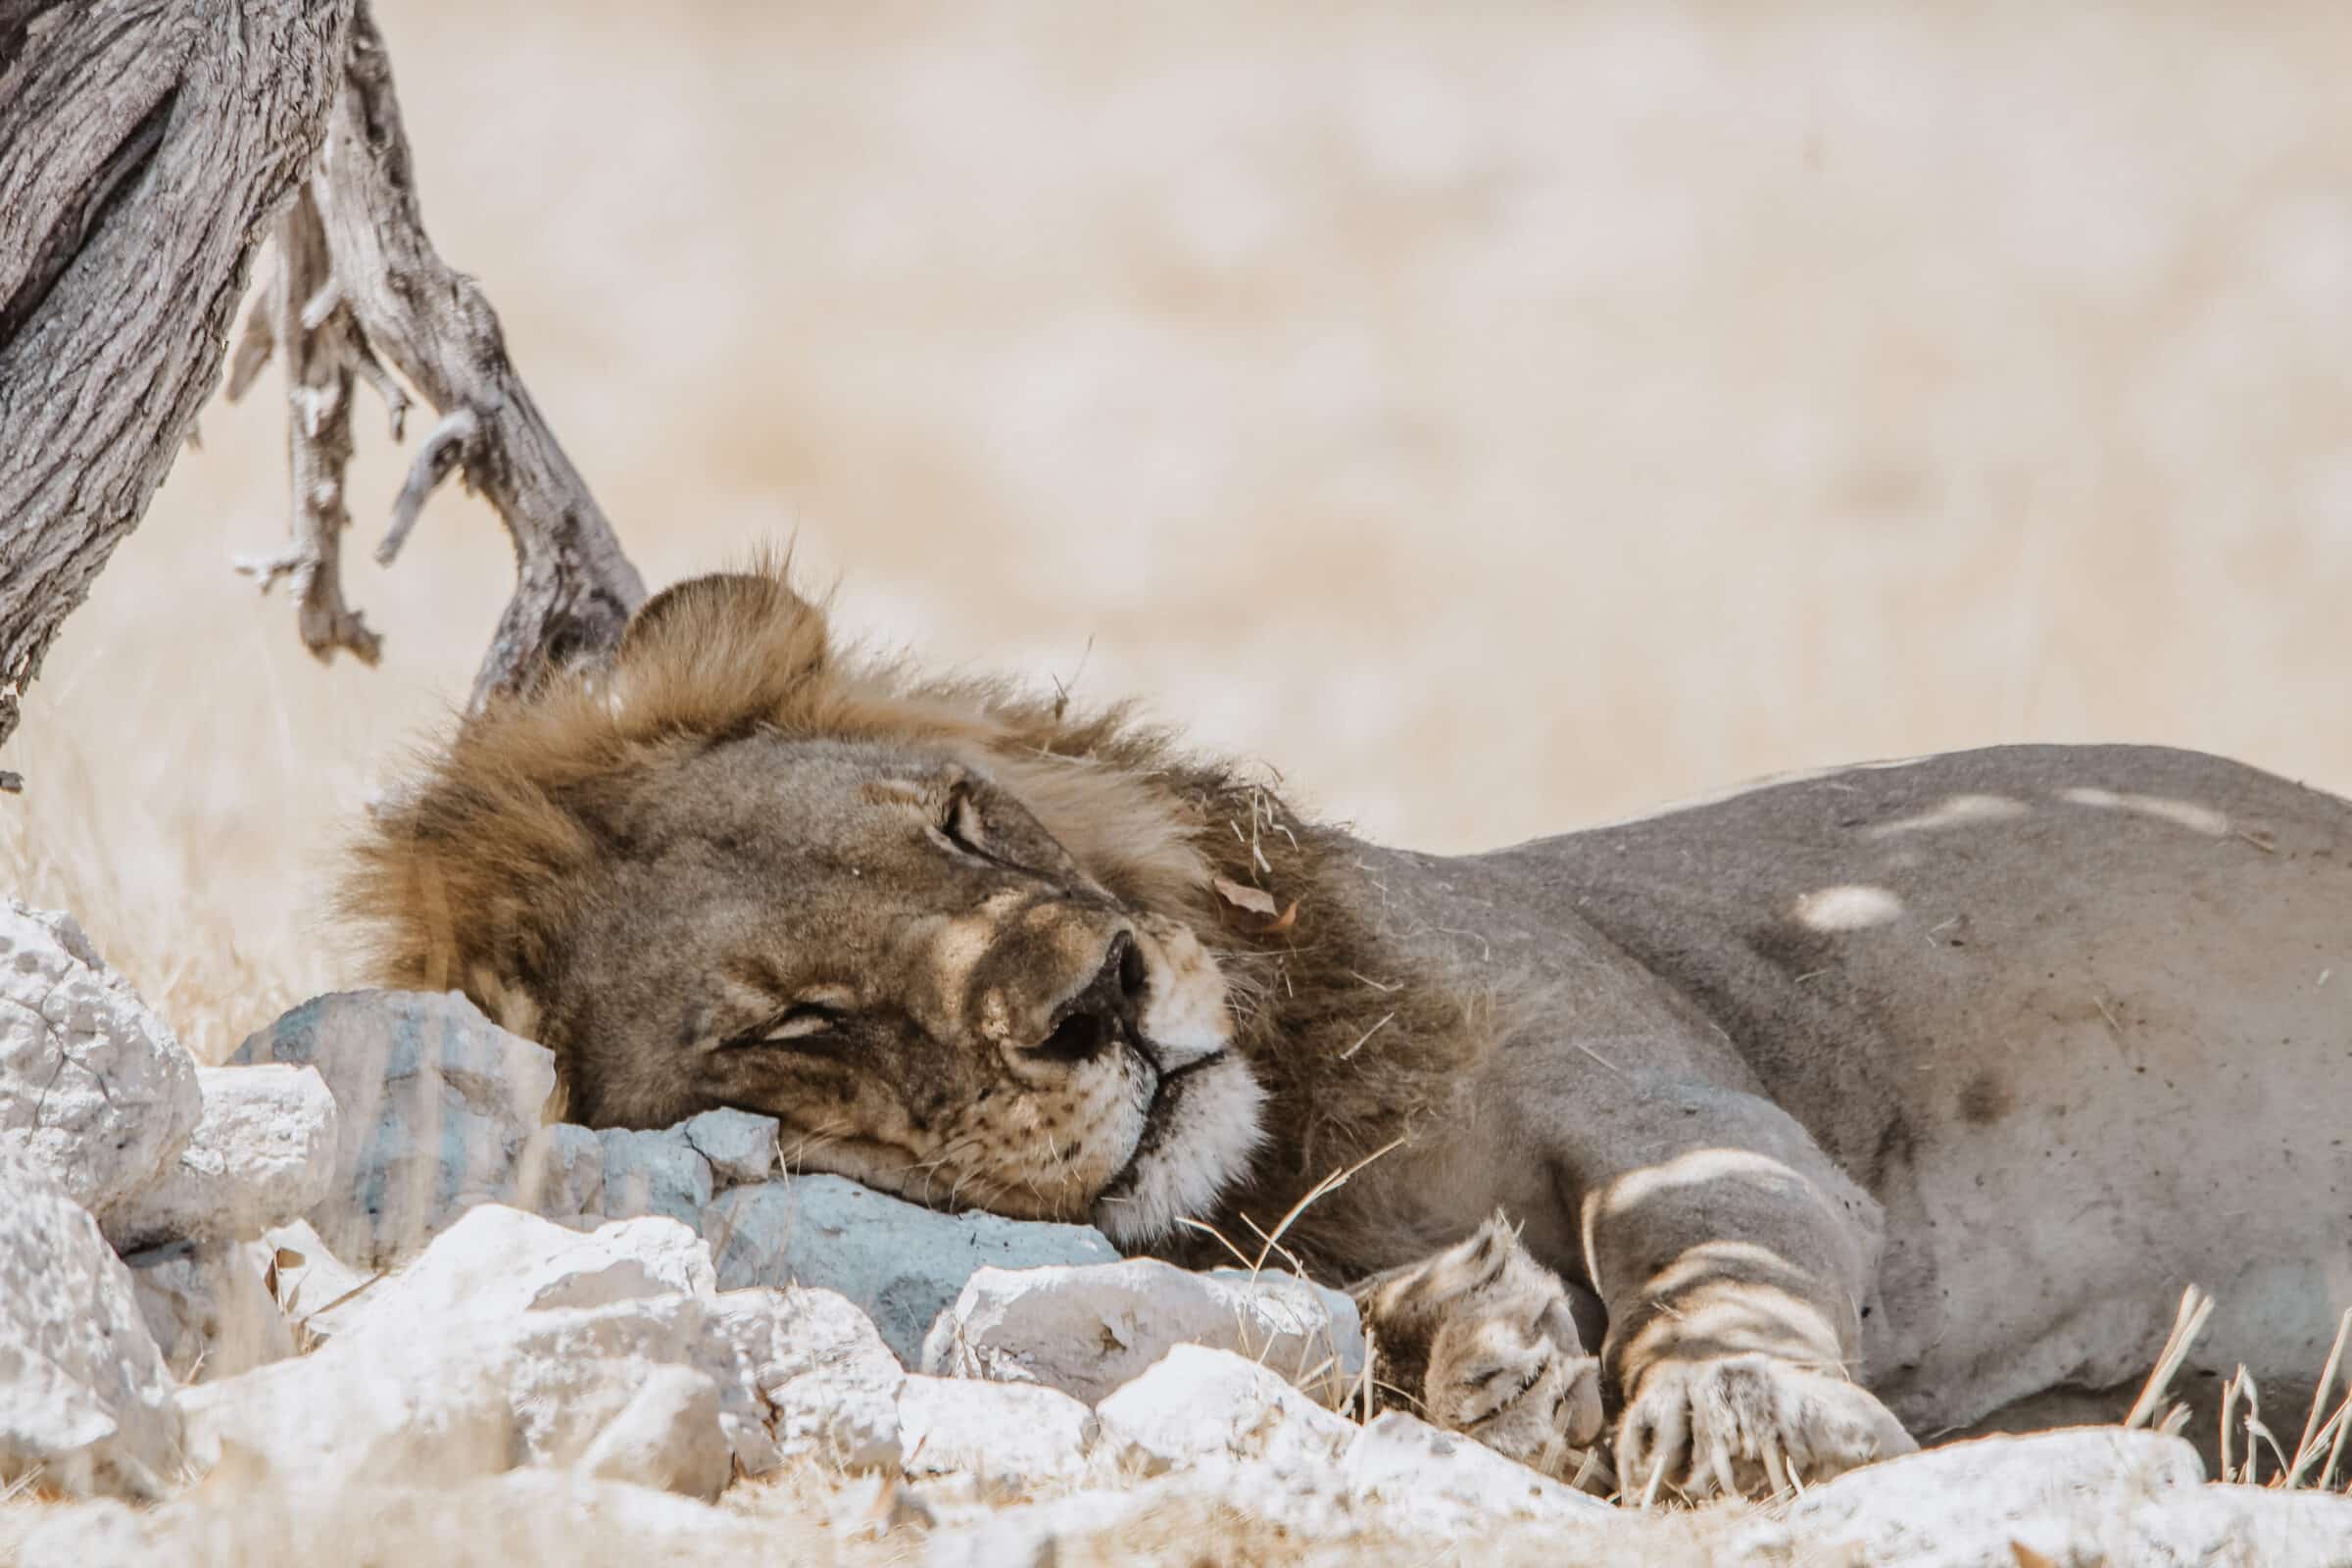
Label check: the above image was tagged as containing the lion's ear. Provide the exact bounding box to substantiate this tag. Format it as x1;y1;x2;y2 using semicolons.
619;571;825;667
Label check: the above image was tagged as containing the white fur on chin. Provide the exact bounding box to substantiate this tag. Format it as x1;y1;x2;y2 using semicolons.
1090;1054;1266;1249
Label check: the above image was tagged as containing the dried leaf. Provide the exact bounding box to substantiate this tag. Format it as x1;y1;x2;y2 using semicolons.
1262;900;1298;934
2009;1544;2057;1568
1213;875;1279;917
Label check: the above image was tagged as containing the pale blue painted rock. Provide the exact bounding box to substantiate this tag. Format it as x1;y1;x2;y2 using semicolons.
679;1108;777;1186
232;991;556;1267
704;1174;1118;1365
597;1128;713;1228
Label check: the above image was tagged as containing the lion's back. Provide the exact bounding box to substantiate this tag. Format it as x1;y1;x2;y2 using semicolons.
1469;743;2352;1432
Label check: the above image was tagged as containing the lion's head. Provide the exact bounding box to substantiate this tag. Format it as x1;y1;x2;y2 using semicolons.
344;570;1266;1246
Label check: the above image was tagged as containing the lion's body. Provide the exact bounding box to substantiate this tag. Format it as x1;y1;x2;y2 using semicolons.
1289;744;2352;1442
351;571;2352;1493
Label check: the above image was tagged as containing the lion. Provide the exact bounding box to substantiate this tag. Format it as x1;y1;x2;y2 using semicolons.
347;568;2352;1499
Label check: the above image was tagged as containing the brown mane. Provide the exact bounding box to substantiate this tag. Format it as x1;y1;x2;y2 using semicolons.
343;566;1491;1271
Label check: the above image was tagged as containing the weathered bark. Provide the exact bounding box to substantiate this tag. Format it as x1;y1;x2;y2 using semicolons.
0;0;647;786
227;186;386;664
0;0;356;775
234;4;646;709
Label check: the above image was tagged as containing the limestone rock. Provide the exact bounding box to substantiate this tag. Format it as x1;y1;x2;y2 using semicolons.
1092;1344;1358;1476
922;1255;1363;1403
183;1292;733;1494
711;1173;1118;1365
1342;1410;1610;1527
307;1203;714;1341
897;1374;1097;1491
0;1149;180;1497
1727;1427;2205;1565
570;1363;732;1500
102;1064;338;1252
180;1276;898;1494
710;1285;906;1472
231;990;558;1267
0;902;201;1224
596;1126;714;1226
680;1107;778;1186
259;1217;376;1332
10;1469;785;1568
123;1239;295;1382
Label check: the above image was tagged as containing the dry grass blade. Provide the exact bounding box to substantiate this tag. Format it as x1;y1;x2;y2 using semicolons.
2283;1306;2352;1490
2125;1283;2214;1431
1173;1214;1257;1272
2221;1365;2252;1485
1249;1136;1408;1279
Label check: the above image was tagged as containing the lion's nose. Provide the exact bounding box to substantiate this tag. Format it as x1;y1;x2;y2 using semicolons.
1029;934;1143;1065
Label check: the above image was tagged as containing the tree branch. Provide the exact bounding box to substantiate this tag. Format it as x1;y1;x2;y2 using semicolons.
227;186;384;665
233;2;646;706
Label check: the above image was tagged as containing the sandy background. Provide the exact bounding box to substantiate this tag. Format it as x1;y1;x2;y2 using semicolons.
8;2;2352;1057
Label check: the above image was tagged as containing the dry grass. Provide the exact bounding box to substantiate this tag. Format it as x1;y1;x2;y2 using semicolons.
9;4;2352;1057
2130;1287;2352;1494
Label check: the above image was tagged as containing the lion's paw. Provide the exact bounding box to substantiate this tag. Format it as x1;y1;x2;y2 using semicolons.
1615;1352;1916;1502
1356;1214;1605;1485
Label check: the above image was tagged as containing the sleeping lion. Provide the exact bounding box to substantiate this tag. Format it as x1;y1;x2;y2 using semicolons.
349;569;2352;1499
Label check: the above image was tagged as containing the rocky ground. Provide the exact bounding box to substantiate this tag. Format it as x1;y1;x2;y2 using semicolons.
3;897;2348;1567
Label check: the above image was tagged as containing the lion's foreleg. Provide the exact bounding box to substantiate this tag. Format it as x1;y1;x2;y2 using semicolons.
1551;1076;1916;1500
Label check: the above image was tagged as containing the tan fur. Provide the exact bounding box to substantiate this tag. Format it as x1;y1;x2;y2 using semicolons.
345;566;1479;1255
348;566;2352;1499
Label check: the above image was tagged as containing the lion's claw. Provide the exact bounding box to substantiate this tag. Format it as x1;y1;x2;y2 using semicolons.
1355;1213;1608;1486
1615;1352;1916;1503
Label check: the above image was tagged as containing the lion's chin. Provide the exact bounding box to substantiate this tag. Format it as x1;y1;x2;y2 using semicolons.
1088;1052;1266;1249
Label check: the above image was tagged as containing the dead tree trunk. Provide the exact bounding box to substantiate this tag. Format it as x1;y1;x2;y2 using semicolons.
0;0;646;784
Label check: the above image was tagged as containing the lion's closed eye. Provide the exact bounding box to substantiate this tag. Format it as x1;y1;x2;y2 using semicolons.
729;986;858;1049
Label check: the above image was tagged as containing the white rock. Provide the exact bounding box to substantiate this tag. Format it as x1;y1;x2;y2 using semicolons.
259;1217;375;1330
102;1064;338;1251
1728;1428;2205;1565
924;1487;1158;1568
0;1149;181;1497
710;1285;906;1471
711;1173;1119;1365
598;1126;713;1225
571;1363;731;1500
680;1107;778;1186
1093;1344;1358;1477
12;1469;777;1568
308;1203;714;1341
898;1375;1097;1491
179;1280;898;1494
1343;1410;1610;1528
123;1239;294;1382
231;990;559;1266
182;1292;728;1494
2110;1487;2352;1567
0;903;201;1224
922;1255;1363;1404
9;1497;156;1568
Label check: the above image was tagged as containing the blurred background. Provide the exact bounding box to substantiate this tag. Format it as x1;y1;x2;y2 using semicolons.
7;2;2352;1057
